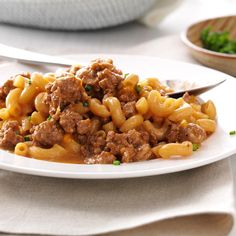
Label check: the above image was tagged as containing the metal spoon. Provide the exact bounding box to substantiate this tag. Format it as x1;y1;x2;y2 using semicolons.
0;43;226;98
165;79;226;98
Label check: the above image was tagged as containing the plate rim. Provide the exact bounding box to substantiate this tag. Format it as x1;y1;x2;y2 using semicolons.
0;53;235;179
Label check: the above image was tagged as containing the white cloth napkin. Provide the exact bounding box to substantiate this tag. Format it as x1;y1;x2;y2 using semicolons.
0;36;234;236
0;160;234;236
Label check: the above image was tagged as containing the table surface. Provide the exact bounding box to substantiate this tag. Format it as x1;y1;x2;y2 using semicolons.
0;0;236;235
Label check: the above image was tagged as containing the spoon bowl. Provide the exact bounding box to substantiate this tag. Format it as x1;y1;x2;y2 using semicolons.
165;78;226;98
0;43;226;96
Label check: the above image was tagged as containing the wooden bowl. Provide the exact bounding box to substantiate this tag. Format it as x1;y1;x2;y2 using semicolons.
181;15;236;76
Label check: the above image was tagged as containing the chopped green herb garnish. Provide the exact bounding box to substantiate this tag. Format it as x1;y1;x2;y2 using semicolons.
85;84;93;92
135;85;142;94
192;143;200;151
200;26;236;54
229;130;236;135
15;131;20;135
113;160;121;166
24;136;30;142
124;73;129;78
28;78;32;85
28;116;31;121
83;101;89;107
47;115;52;121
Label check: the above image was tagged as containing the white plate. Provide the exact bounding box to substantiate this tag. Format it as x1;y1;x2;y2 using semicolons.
0;54;235;179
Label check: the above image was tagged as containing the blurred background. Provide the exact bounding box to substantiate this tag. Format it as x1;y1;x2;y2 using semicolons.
0;0;235;55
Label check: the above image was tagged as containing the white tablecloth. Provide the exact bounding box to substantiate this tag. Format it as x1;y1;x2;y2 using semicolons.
0;33;234;235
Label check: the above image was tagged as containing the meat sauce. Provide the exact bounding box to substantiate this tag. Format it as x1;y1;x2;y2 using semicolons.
0;59;216;164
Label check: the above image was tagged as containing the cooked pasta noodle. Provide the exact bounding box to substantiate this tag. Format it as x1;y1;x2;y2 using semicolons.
15;142;29;156
0;58;217;164
89;98;110;118
28;144;67;161
35;92;49;114
196;119;216;133
158;141;193;159
104;97;125;127
120;114;143;132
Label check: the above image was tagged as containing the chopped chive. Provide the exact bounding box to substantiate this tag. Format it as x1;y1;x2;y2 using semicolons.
15;131;20;135
113;160;121;165
85;84;93;92
229;130;236;135
24;136;30;142
135;85;142;94
83;101;89;107
192;143;200;151
28;78;32;85
47;115;52;121
124;73;129;78
28;116;31;121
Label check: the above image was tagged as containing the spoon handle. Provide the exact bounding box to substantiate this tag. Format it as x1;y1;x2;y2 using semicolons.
0;43;74;67
0;43;226;98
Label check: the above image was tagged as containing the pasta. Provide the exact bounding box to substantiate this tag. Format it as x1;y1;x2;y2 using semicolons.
104;97;125;127
0;58;217;165
6;88;23;117
196;119;216;133
89;98;110;118
31;72;48;91
30;111;46;125
0;108;10;120
71;103;89;115
120;114;143;132
61;134;81;153
147;90;183;117
135;97;149;115
15;142;29;156
35;92;49;114
158;141;193;159
168;103;193;122
201;100;216;120
20;84;38;104
13;75;26;89
122;73;139;87
28;144;67;161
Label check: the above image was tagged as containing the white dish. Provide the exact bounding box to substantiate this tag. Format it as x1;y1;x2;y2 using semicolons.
0;54;235;179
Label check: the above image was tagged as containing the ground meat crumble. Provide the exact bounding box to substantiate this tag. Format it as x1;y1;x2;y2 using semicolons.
32;120;64;147
45;74;88;115
0;121;23;150
76;58;123;97
0;80;15;108
0;58;215;165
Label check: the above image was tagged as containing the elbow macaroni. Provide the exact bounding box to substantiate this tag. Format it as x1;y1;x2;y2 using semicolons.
158;141;193;159
104;97;126;127
122;74;139;88
62;134;81;153
196;119;216;133
147;90;183;117
135;97;149;115
168;103;193;122
120;114;143;132
89;98;110;118
35;92;49;114
0;60;217;164
28;144;67;161
15;142;29;156
201;100;216;120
